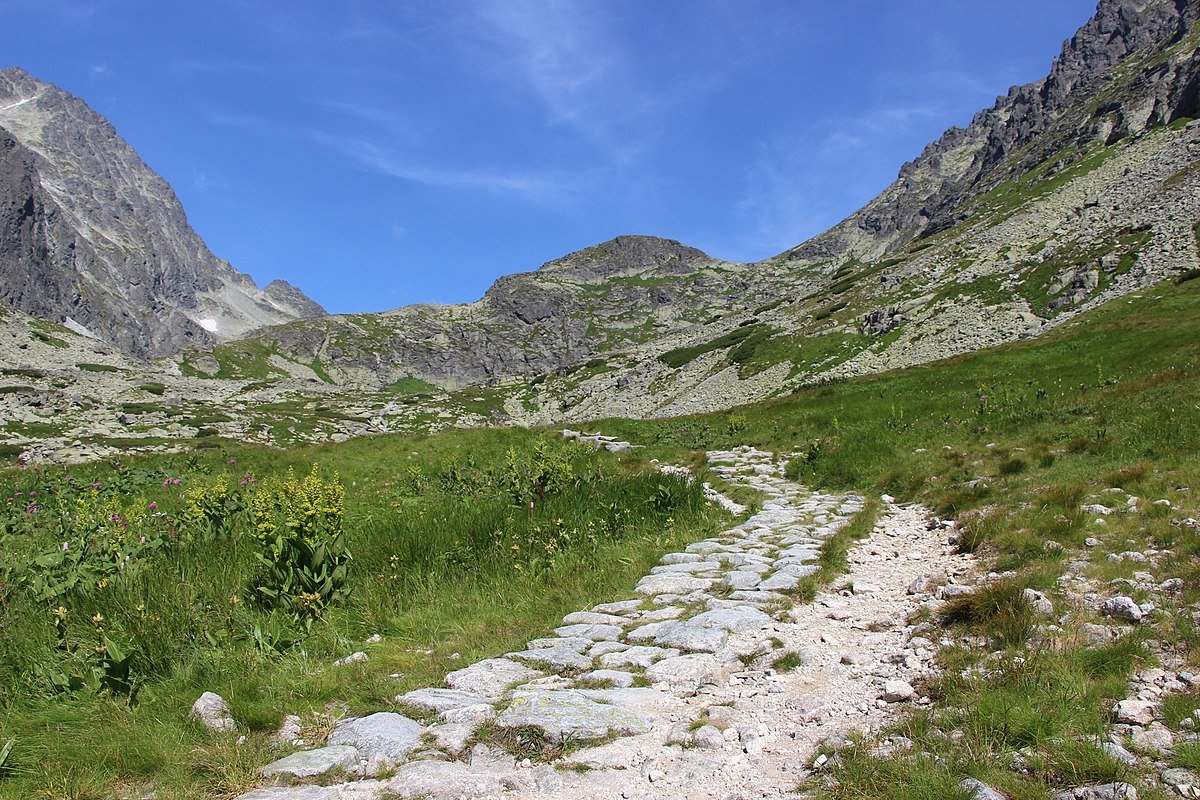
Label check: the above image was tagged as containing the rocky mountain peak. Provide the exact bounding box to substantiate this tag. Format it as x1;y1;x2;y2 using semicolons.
0;66;324;357
788;0;1200;262
534;235;713;283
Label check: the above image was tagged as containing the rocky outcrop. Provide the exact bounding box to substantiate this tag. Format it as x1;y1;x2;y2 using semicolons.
0;67;324;357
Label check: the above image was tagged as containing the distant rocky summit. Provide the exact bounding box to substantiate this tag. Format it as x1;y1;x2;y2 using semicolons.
0;67;324;357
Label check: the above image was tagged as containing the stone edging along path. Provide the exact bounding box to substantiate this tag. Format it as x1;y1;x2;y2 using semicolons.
235;443;975;800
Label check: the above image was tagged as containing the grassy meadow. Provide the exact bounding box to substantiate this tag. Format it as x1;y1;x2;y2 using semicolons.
2;274;1200;799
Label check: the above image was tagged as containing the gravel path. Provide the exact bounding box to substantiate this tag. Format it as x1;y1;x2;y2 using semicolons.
236;444;975;800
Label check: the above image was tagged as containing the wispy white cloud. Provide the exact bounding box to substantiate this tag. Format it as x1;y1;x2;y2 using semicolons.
461;0;710;168
730;102;951;257
313;132;579;201
192;169;230;191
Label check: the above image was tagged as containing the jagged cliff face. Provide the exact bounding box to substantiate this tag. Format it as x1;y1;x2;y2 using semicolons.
793;0;1200;262
0;67;324;357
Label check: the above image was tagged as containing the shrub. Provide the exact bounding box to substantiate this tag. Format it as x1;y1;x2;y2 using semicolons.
504;440;576;508
249;465;349;625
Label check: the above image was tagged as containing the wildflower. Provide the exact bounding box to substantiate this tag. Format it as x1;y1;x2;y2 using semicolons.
53;606;67;619
91;612;103;624
229;595;241;606
148;502;157;510
61;540;68;550
92;482;101;489
229;459;238;465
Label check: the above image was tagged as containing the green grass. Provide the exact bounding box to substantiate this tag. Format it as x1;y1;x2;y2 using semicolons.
384;376;441;395
0;429;731;799
658;323;771;369
76;363;122;373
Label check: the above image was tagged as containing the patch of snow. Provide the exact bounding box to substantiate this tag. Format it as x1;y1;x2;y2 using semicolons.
197;318;220;333
62;317;97;339
0;96;37;112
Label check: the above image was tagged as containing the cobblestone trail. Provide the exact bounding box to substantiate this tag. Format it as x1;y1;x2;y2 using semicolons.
236;444;973;800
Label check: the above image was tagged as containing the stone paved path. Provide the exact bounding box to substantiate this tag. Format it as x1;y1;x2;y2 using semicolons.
236;444;973;800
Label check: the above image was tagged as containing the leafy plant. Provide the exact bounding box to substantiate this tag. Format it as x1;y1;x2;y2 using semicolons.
249;465;350;625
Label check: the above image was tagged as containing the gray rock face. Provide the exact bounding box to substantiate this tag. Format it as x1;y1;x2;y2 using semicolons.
327;712;424;774
0;67;323;357
792;0;1200;263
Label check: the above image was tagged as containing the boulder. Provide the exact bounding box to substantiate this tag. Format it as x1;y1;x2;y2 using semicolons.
190;691;237;734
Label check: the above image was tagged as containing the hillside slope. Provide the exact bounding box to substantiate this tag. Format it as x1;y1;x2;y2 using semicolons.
0;67;324;357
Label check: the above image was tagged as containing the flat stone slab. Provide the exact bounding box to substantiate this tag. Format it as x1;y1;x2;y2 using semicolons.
561;611;632;626
660;552;704;564
526;636;592;652
328;713;424;774
507;646;594;671
724;571;763;590
563;737;652;771
577;669;636;688
758;572;803;591
598;645;679;668
445;658;542;697
260;745;360;781
776;563;822;579
236;782;386;800
634;573;715;596
629;620;729;653
687;606;773;633
495;690;653;742
425;722;478;756
646;653;729;694
385;760;504;799
438;702;495;725
395;688;492;714
552;623;623;641
591;599;644;613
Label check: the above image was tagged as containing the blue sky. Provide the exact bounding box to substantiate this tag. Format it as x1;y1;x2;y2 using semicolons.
2;0;1097;313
